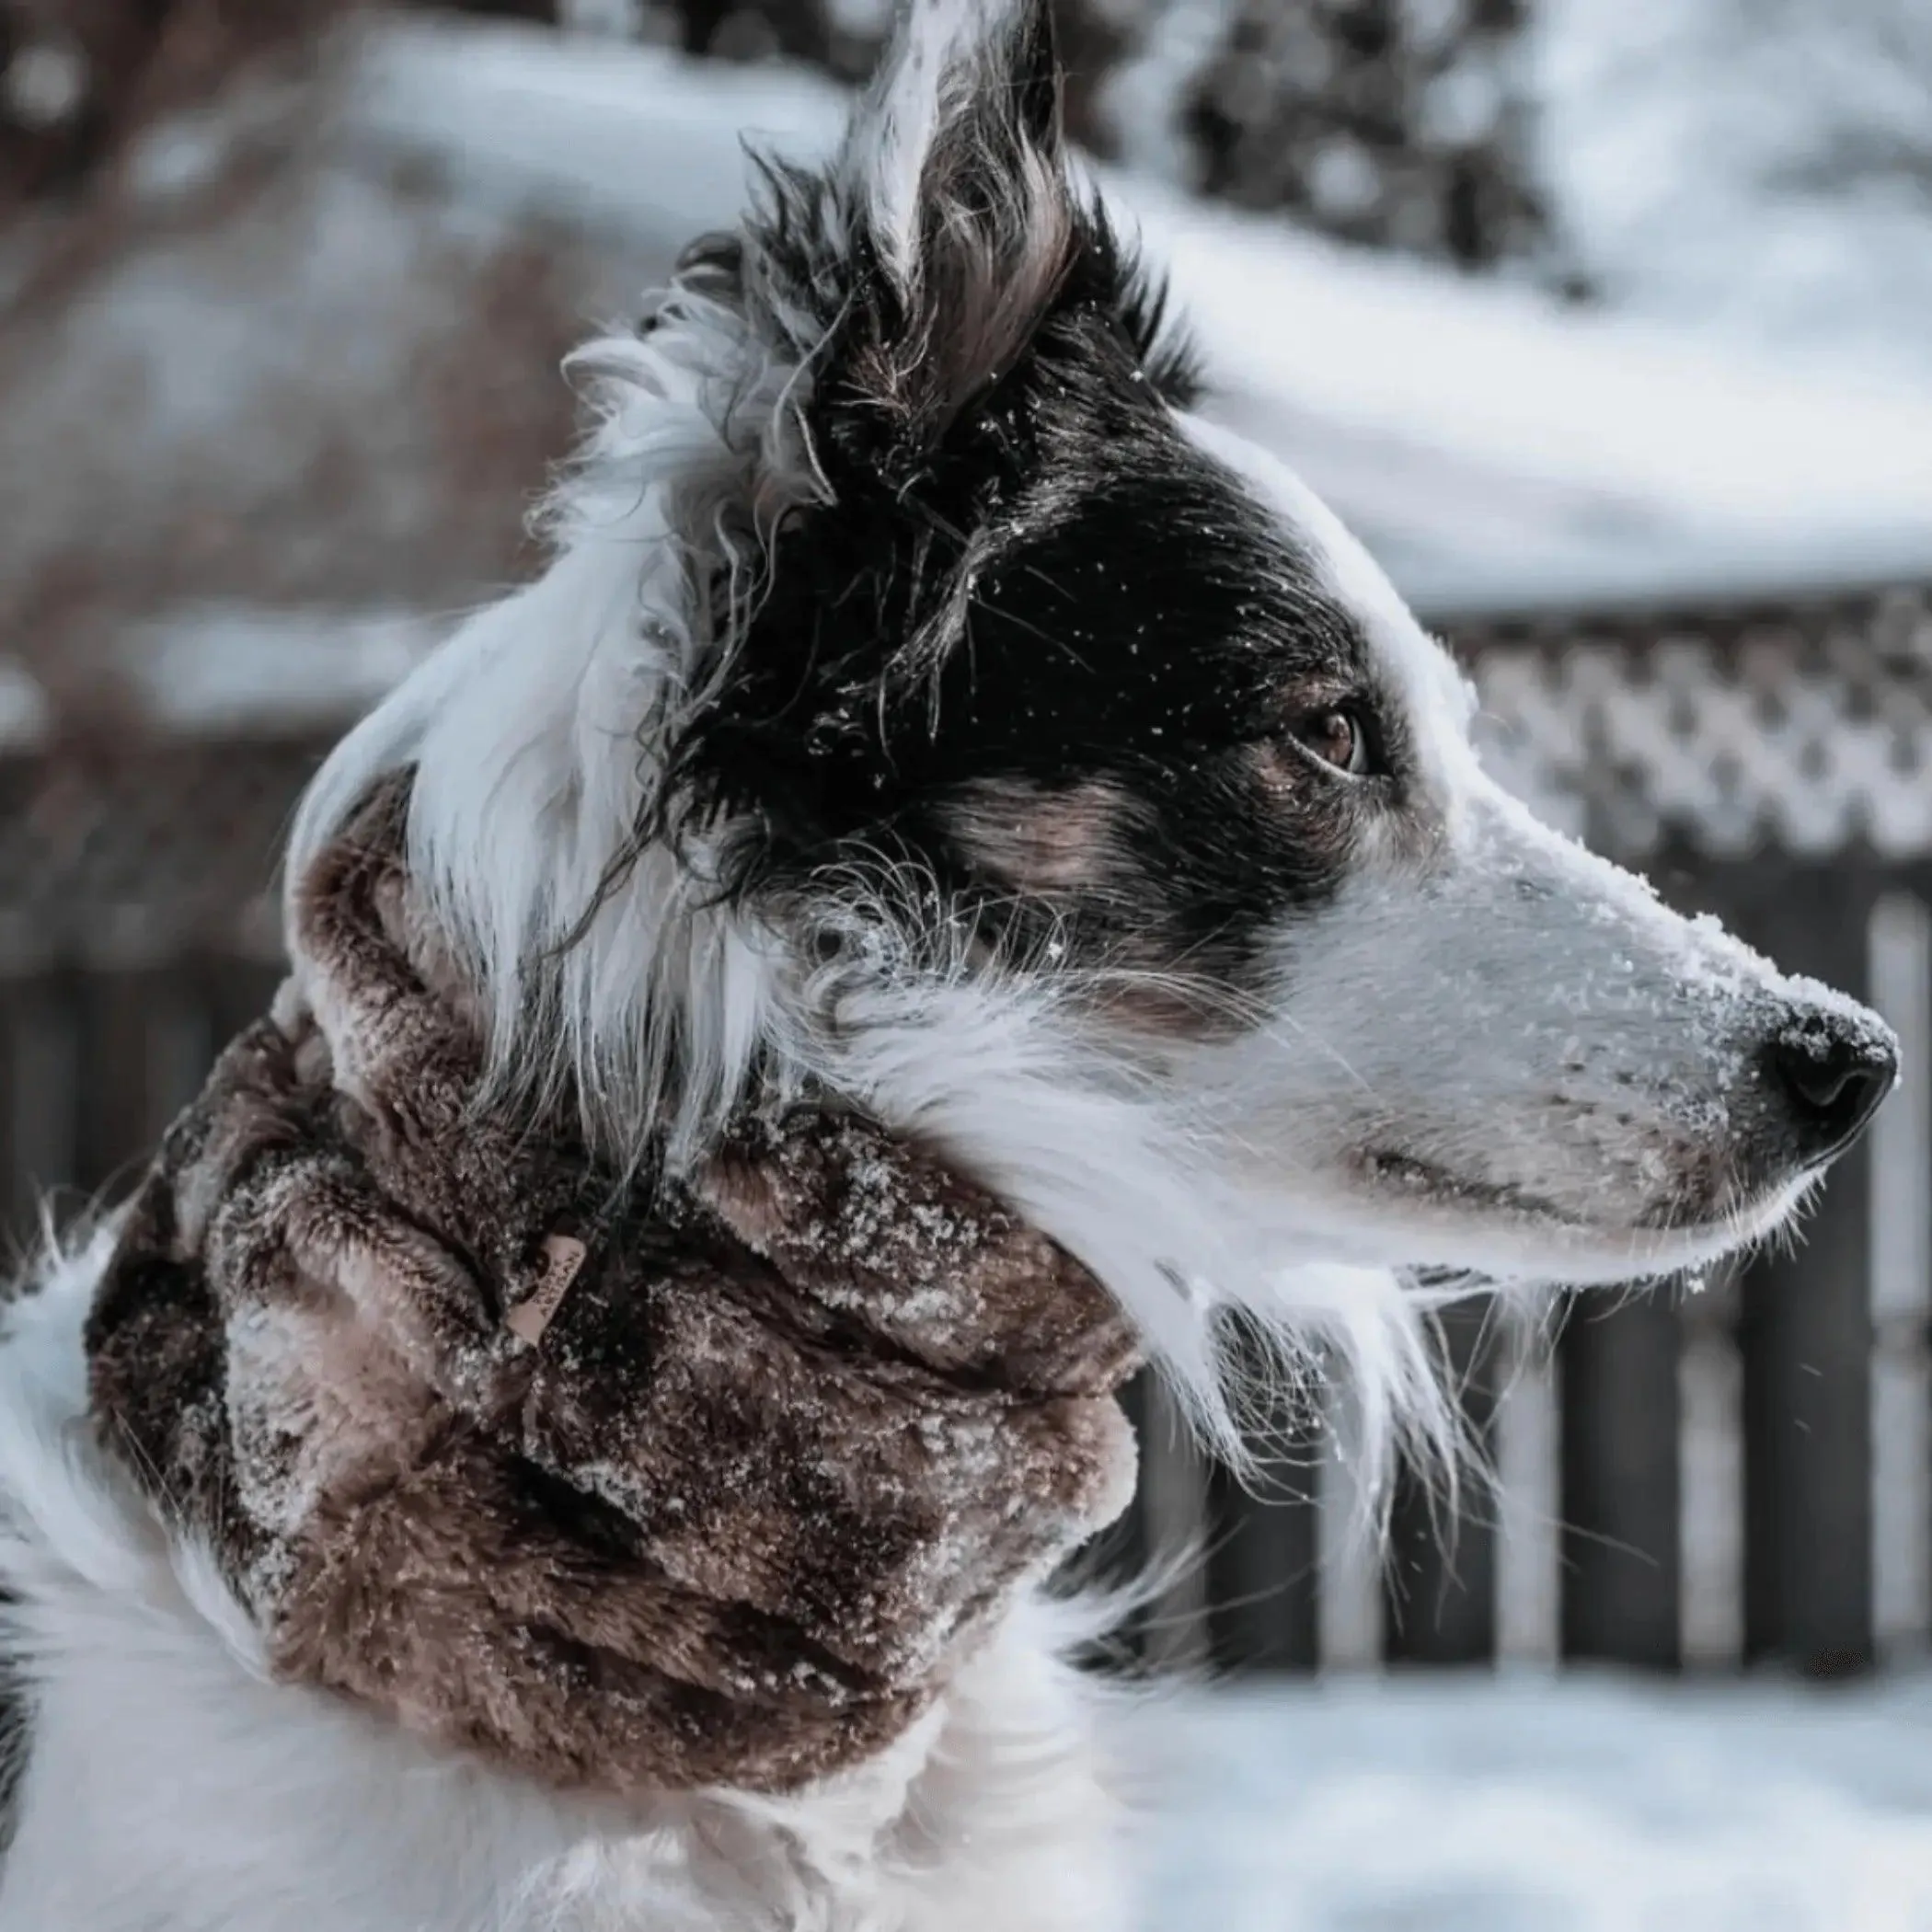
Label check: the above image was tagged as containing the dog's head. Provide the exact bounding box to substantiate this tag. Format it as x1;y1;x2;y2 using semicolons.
303;0;1896;1444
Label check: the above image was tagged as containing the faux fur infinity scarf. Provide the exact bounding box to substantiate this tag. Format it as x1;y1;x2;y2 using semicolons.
83;784;1139;1798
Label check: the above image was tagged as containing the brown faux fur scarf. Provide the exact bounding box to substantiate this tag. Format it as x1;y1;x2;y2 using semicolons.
82;783;1140;1799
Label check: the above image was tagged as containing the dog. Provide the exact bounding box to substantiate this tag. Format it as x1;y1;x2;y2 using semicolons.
0;0;1898;1925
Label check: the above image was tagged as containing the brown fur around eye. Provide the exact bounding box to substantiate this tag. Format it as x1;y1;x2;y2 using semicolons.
946;777;1127;893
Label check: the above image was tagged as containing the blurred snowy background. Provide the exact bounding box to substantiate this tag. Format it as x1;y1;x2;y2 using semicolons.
2;2;1931;1926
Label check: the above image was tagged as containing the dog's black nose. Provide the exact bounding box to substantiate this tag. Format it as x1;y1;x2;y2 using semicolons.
1765;1023;1898;1165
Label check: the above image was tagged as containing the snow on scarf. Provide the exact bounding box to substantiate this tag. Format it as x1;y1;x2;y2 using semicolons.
84;779;1139;1797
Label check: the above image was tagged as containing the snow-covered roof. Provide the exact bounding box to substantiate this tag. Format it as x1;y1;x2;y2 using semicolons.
345;17;1932;612
3;14;1929;760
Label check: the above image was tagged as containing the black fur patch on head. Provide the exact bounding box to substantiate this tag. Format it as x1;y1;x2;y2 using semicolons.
646;5;1406;999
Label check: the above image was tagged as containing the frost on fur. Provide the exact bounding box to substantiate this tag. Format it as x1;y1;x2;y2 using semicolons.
289;0;1892;1514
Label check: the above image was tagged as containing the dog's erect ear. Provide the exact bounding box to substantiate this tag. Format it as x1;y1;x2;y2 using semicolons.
845;0;1065;283
824;0;1077;454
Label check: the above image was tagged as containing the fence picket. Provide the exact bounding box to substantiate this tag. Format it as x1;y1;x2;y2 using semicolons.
1136;1377;1213;1674
1317;1377;1386;1672
4;976;79;1244
1679;1266;1746;1667
1493;1335;1561;1668
1737;868;1878;1673
1560;1291;1682;1668
1385;1306;1499;1664
1206;1397;1321;1673
1869;891;1932;1656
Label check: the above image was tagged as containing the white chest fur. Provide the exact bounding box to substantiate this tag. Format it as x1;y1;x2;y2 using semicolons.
0;1238;1132;1932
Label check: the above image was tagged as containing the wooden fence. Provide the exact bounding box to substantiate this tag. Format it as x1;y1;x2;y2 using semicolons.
4;584;1928;1679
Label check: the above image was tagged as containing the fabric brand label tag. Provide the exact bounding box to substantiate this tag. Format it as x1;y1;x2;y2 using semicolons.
505;1233;588;1346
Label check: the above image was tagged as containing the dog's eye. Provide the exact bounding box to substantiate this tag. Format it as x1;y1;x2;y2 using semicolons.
1292;707;1370;776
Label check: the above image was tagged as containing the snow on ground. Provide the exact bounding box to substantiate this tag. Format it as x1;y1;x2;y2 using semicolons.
1133;1673;1932;1931
349;17;1932;617
358;5;1932;410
